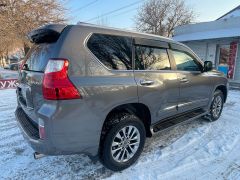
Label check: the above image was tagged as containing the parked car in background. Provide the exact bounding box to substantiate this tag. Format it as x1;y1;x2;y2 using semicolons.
15;24;228;171
4;64;10;69
9;63;19;71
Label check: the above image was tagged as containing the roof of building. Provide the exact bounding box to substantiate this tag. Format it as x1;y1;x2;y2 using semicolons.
173;16;240;42
173;27;240;42
217;5;240;20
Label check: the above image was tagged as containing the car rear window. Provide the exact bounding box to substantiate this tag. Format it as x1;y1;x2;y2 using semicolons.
87;33;132;70
24;44;51;72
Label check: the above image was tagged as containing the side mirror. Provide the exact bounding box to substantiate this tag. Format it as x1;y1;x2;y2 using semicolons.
204;61;213;72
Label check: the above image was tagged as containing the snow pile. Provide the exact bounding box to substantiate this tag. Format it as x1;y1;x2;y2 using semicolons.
0;89;240;179
0;68;18;79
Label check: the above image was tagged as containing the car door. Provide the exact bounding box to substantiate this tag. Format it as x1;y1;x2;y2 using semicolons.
169;46;213;113
133;38;180;124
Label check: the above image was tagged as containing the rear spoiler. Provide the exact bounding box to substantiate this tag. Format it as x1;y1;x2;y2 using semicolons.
27;24;67;44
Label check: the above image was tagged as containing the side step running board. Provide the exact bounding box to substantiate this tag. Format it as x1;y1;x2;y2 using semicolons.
151;109;207;134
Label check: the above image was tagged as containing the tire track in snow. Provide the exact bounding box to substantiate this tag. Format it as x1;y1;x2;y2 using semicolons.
139;119;215;164
0;117;17;125
0;124;17;132
109;92;240;179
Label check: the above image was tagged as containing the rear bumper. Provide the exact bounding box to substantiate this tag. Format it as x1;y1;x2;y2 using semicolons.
15;107;58;155
15;103;102;157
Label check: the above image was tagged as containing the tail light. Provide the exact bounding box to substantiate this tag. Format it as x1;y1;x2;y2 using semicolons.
43;59;81;100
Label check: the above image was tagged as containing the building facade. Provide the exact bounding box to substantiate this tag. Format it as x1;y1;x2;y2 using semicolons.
173;5;240;82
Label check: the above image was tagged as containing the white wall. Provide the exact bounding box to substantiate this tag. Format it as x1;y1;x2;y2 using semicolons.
185;42;207;60
184;41;216;63
207;43;217;63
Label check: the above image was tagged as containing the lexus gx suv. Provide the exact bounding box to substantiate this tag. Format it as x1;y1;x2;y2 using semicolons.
15;24;228;171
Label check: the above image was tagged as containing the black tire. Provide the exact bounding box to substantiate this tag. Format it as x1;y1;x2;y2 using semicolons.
100;113;146;171
208;90;224;121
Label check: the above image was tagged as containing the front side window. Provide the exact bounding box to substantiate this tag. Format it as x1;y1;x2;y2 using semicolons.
135;45;171;70
87;34;132;70
172;50;201;71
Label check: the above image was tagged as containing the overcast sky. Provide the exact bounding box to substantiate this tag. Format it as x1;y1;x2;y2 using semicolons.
65;0;240;30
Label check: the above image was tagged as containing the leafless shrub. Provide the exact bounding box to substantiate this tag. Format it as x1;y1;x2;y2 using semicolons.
135;0;195;37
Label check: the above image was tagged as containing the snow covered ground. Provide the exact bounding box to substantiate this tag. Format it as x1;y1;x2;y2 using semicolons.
0;67;18;79
0;89;240;180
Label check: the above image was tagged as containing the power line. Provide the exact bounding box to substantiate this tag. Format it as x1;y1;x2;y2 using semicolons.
85;0;143;22
111;7;138;18
73;0;99;12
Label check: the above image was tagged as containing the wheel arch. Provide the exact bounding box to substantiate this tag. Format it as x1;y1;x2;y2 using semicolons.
215;85;227;103
102;103;152;138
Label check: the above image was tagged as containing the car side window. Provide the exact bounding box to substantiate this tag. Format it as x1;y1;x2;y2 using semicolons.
25;45;51;72
171;50;201;71
87;34;132;70
135;45;171;70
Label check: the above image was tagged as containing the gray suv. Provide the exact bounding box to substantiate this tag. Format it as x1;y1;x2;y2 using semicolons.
15;24;228;171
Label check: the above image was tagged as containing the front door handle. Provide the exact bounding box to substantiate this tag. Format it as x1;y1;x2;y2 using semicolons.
140;80;154;86
180;77;189;83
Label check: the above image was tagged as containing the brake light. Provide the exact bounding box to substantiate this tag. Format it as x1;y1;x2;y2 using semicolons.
43;59;81;100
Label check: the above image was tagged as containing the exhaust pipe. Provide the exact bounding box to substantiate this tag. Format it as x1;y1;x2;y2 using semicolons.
34;152;46;159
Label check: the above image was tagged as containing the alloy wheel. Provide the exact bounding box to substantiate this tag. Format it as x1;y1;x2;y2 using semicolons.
111;125;140;163
212;95;222;118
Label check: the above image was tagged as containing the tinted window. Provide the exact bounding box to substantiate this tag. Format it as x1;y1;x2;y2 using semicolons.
25;45;51;72
87;34;132;70
172;50;201;71
135;45;171;70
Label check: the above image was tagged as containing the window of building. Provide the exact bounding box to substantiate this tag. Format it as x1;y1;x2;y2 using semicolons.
87;34;132;70
172;50;201;71
135;45;171;70
218;43;237;79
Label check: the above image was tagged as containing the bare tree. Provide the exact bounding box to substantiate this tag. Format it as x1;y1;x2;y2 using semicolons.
135;0;195;37
0;0;66;56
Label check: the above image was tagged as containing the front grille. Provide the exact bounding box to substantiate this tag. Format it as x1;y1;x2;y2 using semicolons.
15;107;40;140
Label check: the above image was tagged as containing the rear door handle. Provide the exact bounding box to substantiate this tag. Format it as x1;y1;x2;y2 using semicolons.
180;77;189;83
140;80;154;86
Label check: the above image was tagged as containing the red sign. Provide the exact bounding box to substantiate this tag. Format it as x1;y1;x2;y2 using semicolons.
228;42;238;79
0;79;18;89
